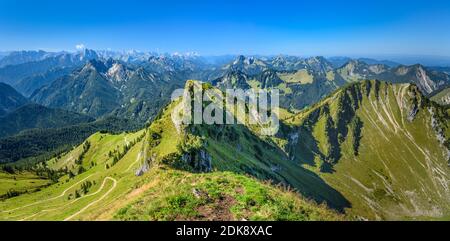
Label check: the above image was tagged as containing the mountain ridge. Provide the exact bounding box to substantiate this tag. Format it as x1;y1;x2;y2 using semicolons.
0;80;449;220
0;82;29;116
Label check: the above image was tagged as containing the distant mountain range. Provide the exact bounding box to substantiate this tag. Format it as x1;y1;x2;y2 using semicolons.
0;49;449;221
336;60;450;95
211;55;450;111
30;59;185;121
0;50;449;160
0;82;29;116
3;80;445;220
0;49;448;95
0;50;448;137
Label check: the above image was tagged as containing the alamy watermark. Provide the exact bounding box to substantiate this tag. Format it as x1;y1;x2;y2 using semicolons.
171;82;280;136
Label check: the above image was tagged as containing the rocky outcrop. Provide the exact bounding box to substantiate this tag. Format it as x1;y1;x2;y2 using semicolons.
135;153;155;176
135;161;149;176
181;149;212;172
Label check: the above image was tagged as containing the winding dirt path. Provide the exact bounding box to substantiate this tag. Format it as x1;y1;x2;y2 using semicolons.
64;177;117;221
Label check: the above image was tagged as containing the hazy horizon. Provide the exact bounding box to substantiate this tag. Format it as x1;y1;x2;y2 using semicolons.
3;48;450;66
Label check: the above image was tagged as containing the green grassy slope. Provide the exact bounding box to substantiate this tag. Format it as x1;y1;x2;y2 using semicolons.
0;171;51;199
0;105;342;220
284;80;450;220
165;81;350;209
1;80;448;221
0;130;145;220
115;170;342;221
431;87;450;106
174;80;449;220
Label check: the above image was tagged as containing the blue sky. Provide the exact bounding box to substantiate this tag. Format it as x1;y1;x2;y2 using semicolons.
0;0;449;56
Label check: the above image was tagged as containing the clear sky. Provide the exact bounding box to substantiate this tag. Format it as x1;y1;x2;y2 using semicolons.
0;0;449;56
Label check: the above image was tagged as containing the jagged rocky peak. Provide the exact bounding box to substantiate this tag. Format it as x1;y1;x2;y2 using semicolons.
271;55;288;63
131;66;148;78
78;48;99;60
146;55;180;72
80;58;131;82
411;65;437;93
394;64;450;94
231;55;265;67
303;56;334;73
233;55;247;65
268;55;306;71
82;59;108;73
224;55;268;76
305;56;328;64
394;64;434;77
147;55;161;62
129;67;161;83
